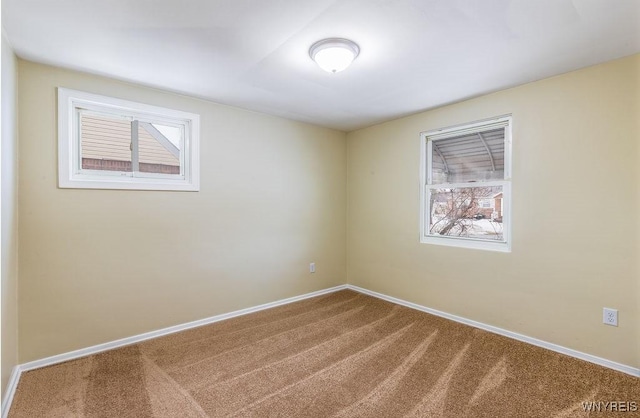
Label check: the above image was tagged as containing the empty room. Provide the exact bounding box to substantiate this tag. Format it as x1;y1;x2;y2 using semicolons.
1;0;639;416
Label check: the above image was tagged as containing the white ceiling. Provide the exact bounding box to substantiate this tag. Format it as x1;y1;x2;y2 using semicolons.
3;0;639;131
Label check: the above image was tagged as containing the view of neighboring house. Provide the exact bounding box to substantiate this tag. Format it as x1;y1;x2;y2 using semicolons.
476;191;503;221
81;113;181;175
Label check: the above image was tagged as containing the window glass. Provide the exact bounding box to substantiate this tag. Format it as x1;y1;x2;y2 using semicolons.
429;186;504;241
431;128;504;184
137;122;182;175
80;111;132;172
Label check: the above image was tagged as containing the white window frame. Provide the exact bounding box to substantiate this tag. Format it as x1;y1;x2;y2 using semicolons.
419;115;512;252
58;88;200;191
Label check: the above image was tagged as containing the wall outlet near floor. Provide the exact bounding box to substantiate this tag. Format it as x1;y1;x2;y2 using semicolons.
309;262;316;273
603;308;618;326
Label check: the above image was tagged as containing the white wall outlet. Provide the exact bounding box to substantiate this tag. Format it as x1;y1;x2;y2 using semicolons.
309;262;315;273
603;308;618;326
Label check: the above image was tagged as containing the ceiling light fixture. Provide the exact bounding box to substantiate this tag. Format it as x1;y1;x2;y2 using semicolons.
309;38;360;74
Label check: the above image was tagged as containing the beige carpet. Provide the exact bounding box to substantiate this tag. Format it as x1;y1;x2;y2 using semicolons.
9;290;640;417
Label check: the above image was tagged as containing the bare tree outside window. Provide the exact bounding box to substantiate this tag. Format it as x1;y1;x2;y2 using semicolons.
429;186;503;240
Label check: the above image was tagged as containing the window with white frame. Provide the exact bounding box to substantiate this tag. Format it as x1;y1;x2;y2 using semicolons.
58;88;200;191
420;115;512;252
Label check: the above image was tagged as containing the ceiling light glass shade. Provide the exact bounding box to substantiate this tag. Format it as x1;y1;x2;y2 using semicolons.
309;38;360;73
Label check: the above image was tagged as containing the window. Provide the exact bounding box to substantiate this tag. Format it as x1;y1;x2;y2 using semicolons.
58;88;200;191
420;115;512;252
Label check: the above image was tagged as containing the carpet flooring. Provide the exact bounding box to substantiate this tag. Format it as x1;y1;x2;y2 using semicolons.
8;290;640;417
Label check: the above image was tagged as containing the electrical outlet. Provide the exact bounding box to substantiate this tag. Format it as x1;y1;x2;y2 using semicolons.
603;308;618;326
309;262;316;273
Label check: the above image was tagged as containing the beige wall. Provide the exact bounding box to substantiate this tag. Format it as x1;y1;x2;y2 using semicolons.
13;54;640;369
347;54;640;367
1;35;19;395
17;60;347;362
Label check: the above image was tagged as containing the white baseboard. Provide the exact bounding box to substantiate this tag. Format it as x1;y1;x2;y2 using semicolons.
346;284;640;378
1;366;21;418
1;284;347;416
20;284;347;372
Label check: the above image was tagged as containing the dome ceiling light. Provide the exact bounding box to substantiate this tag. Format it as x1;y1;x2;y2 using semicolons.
309;38;360;74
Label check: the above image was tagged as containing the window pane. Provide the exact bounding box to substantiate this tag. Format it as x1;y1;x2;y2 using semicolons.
429;186;504;241
431;127;504;184
80;112;132;172
137;122;182;175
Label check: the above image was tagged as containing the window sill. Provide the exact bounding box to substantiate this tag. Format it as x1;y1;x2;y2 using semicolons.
420;235;511;252
59;175;199;191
